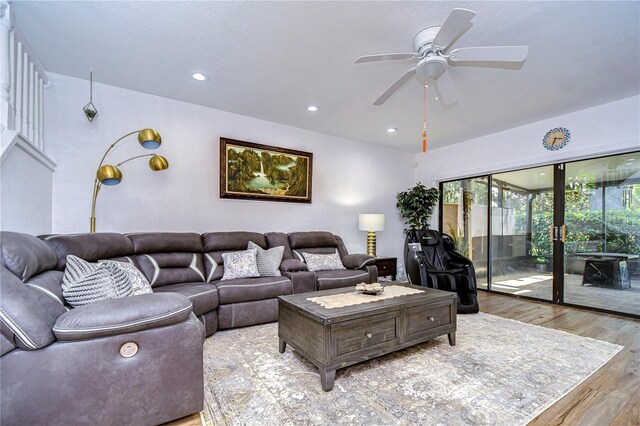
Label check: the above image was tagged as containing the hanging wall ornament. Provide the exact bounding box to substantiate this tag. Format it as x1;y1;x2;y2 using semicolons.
83;69;98;122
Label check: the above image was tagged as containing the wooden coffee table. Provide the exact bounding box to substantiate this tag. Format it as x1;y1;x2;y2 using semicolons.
278;283;456;391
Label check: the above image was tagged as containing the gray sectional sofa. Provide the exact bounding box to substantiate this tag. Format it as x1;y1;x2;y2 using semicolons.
0;230;377;425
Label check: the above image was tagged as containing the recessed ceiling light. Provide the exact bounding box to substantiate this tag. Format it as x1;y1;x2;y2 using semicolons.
386;127;398;133
307;105;318;112
192;73;208;81
540;172;546;176
627;159;635;162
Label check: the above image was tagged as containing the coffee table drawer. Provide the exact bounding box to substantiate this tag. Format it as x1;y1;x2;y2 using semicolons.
406;304;452;336
332;312;398;356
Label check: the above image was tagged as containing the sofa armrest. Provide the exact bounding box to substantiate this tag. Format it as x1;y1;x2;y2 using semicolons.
280;259;308;272
53;293;192;341
342;254;375;270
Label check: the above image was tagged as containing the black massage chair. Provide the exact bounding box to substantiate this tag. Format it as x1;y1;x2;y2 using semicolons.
404;229;479;314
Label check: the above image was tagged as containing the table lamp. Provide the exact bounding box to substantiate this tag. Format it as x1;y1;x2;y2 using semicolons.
359;213;385;257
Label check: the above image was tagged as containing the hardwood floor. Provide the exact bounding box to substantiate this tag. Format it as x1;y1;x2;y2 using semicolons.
477;292;639;426
168;291;640;426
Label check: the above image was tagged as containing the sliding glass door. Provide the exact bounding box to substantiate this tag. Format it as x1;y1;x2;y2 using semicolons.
563;152;640;316
439;150;639;318
441;177;489;289
490;166;554;300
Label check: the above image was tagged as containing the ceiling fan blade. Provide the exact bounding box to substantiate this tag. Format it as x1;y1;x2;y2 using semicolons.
373;68;417;105
448;46;529;63
355;53;418;64
432;8;476;51
435;68;458;107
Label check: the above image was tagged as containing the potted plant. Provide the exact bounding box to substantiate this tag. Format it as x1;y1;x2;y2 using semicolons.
535;257;549;273
396;182;440;233
396;183;440;285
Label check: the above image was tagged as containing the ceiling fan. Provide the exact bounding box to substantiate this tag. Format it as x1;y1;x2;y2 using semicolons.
355;8;529;108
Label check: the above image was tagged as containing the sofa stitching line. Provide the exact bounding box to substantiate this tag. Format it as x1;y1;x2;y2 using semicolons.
218;279;290;289
24;283;66;306
317;272;369;281
0;308;38;349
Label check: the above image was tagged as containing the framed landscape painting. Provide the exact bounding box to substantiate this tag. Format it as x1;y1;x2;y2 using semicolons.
220;138;313;203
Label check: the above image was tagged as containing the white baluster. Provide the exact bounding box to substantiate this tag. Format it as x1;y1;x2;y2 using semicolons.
34;70;40;147
39;78;44;150
14;41;22;132
28;62;34;142
20;52;28;133
9;29;15;127
0;1;11;132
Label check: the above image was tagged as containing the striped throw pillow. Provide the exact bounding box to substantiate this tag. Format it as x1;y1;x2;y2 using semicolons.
248;241;284;277
62;255;134;307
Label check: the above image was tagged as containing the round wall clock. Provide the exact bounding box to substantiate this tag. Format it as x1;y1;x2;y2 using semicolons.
543;127;570;151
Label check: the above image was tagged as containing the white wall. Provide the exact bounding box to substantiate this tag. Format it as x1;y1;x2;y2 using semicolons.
0;136;53;235
416;95;640;227
416;95;639;185
44;73;415;260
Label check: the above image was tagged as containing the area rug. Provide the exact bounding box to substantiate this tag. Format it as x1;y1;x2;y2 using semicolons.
202;313;622;425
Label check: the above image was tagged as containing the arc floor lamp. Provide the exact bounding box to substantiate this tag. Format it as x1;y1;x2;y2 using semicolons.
90;128;169;233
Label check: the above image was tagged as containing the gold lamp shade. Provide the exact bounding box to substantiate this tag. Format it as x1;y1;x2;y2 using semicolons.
96;164;122;186
138;128;162;149
149;155;169;171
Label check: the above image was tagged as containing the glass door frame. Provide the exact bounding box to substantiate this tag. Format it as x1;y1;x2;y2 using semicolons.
438;149;640;320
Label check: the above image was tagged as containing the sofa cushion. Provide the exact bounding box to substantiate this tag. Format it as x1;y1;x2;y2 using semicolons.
288;231;337;249
315;269;371;291
1;232;58;281
127;232;203;254
221;249;260;281
215;276;292;304
40;233;134;270
62;256;134;307
25;270;66;307
248;241;283;277
136;252;205;288
202;232;267;252
265;232;293;259
154;282;218;316
0;265;66;350
302;251;345;272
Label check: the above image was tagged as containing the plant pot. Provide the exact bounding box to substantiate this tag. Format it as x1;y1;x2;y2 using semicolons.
535;263;547;273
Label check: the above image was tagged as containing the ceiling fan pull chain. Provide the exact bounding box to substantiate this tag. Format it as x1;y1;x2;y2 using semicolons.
422;85;427;153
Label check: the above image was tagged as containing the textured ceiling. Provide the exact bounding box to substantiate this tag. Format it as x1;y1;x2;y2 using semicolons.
12;1;640;153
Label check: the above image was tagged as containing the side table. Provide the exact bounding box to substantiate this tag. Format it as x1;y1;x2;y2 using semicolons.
375;256;397;281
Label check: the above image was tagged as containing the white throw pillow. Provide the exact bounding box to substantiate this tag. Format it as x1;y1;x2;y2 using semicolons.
248;241;284;277
62;255;134;307
302;251;346;272
221;249;260;280
100;259;152;295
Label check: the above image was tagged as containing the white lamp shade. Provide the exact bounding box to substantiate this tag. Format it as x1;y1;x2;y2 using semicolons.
359;213;385;231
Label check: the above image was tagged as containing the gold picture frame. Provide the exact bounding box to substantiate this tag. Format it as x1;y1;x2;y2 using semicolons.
220;138;313;203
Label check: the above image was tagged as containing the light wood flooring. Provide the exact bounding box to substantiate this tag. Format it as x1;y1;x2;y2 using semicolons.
481;272;640;316
167;291;640;426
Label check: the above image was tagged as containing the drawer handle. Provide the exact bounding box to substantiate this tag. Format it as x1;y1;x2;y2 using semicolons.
428;317;435;322
366;333;373;339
